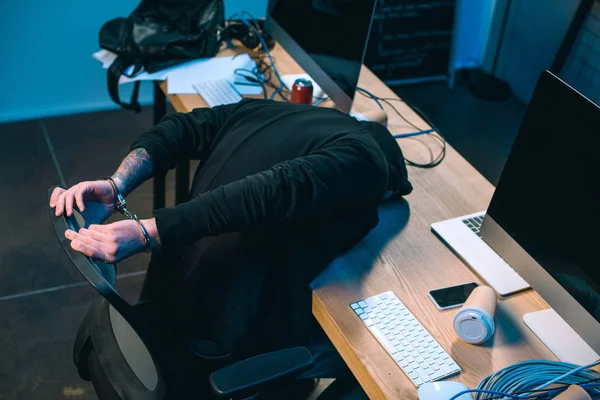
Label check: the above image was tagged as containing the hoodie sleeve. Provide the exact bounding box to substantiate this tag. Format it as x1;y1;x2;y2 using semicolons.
129;102;242;174
152;130;389;247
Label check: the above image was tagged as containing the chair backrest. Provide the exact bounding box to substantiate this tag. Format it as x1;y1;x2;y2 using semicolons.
49;186;165;399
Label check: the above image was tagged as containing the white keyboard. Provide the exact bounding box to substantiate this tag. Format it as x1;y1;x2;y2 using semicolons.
193;79;242;108
351;291;461;387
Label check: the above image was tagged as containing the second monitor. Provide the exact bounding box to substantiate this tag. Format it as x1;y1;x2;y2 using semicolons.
265;0;377;112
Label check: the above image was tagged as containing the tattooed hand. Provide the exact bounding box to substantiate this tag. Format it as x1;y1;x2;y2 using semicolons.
111;148;153;197
50;180;116;225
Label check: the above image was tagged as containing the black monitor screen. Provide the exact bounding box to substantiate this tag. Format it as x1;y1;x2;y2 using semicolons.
488;73;600;321
268;0;375;100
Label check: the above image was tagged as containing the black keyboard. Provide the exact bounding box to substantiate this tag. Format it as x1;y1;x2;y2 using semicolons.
462;215;484;238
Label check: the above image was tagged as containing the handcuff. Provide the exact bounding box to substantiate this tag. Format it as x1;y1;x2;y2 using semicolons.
105;177;152;253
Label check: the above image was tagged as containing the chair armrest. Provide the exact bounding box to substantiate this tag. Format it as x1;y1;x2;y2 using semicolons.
209;347;315;399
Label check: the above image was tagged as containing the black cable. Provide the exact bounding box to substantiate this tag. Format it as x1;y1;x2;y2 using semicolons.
231;14;291;102
357;88;447;169
241;10;262;32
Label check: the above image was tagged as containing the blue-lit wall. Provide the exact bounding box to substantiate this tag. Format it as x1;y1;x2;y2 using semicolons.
0;0;267;123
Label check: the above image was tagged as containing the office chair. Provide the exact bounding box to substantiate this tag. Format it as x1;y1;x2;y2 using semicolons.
49;187;318;399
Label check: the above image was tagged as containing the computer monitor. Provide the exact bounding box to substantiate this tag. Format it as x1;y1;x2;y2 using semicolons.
481;71;600;364
265;0;376;113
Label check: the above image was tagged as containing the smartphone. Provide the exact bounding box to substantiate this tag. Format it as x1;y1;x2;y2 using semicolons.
428;282;479;310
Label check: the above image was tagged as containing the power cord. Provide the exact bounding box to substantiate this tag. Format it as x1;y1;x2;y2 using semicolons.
231;11;332;105
235;14;286;101
446;359;600;400
356;87;446;168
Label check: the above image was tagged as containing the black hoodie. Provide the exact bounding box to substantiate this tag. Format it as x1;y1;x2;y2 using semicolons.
131;99;412;358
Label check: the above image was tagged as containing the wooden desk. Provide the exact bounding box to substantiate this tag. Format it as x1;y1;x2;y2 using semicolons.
156;43;558;399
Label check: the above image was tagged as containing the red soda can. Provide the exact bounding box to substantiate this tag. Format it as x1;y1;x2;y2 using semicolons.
290;78;313;104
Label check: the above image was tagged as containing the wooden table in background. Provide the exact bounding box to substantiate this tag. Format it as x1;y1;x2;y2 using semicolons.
154;42;557;399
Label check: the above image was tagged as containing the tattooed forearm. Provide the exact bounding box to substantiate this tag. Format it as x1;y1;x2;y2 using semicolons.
111;148;153;197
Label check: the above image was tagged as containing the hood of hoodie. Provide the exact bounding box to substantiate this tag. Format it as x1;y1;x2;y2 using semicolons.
361;121;413;196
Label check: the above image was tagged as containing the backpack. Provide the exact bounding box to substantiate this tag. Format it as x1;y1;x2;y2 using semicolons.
99;0;224;112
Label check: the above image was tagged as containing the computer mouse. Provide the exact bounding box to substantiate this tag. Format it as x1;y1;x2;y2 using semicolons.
417;381;472;400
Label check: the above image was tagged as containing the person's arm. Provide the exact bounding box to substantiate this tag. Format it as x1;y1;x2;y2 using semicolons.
51;102;239;220
111;148;153;196
59;103;244;261
154;131;390;248
130;101;243;176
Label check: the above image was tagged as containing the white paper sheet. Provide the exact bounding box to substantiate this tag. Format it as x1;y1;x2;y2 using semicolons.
93;50;263;95
93;50;117;68
167;54;262;95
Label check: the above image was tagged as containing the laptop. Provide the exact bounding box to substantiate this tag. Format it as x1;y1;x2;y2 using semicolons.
432;71;589;297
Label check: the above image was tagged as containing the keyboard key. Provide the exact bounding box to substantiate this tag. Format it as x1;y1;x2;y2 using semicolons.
447;362;459;370
364;319;374;327
350;303;360;310
370;327;397;354
393;353;403;362
430;369;445;380
365;298;377;307
441;364;457;375
359;314;368;320
379;294;388;300
356;308;364;315
416;369;431;383
358;301;368;308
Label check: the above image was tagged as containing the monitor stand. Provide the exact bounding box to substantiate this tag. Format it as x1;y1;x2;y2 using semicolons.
523;309;600;365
